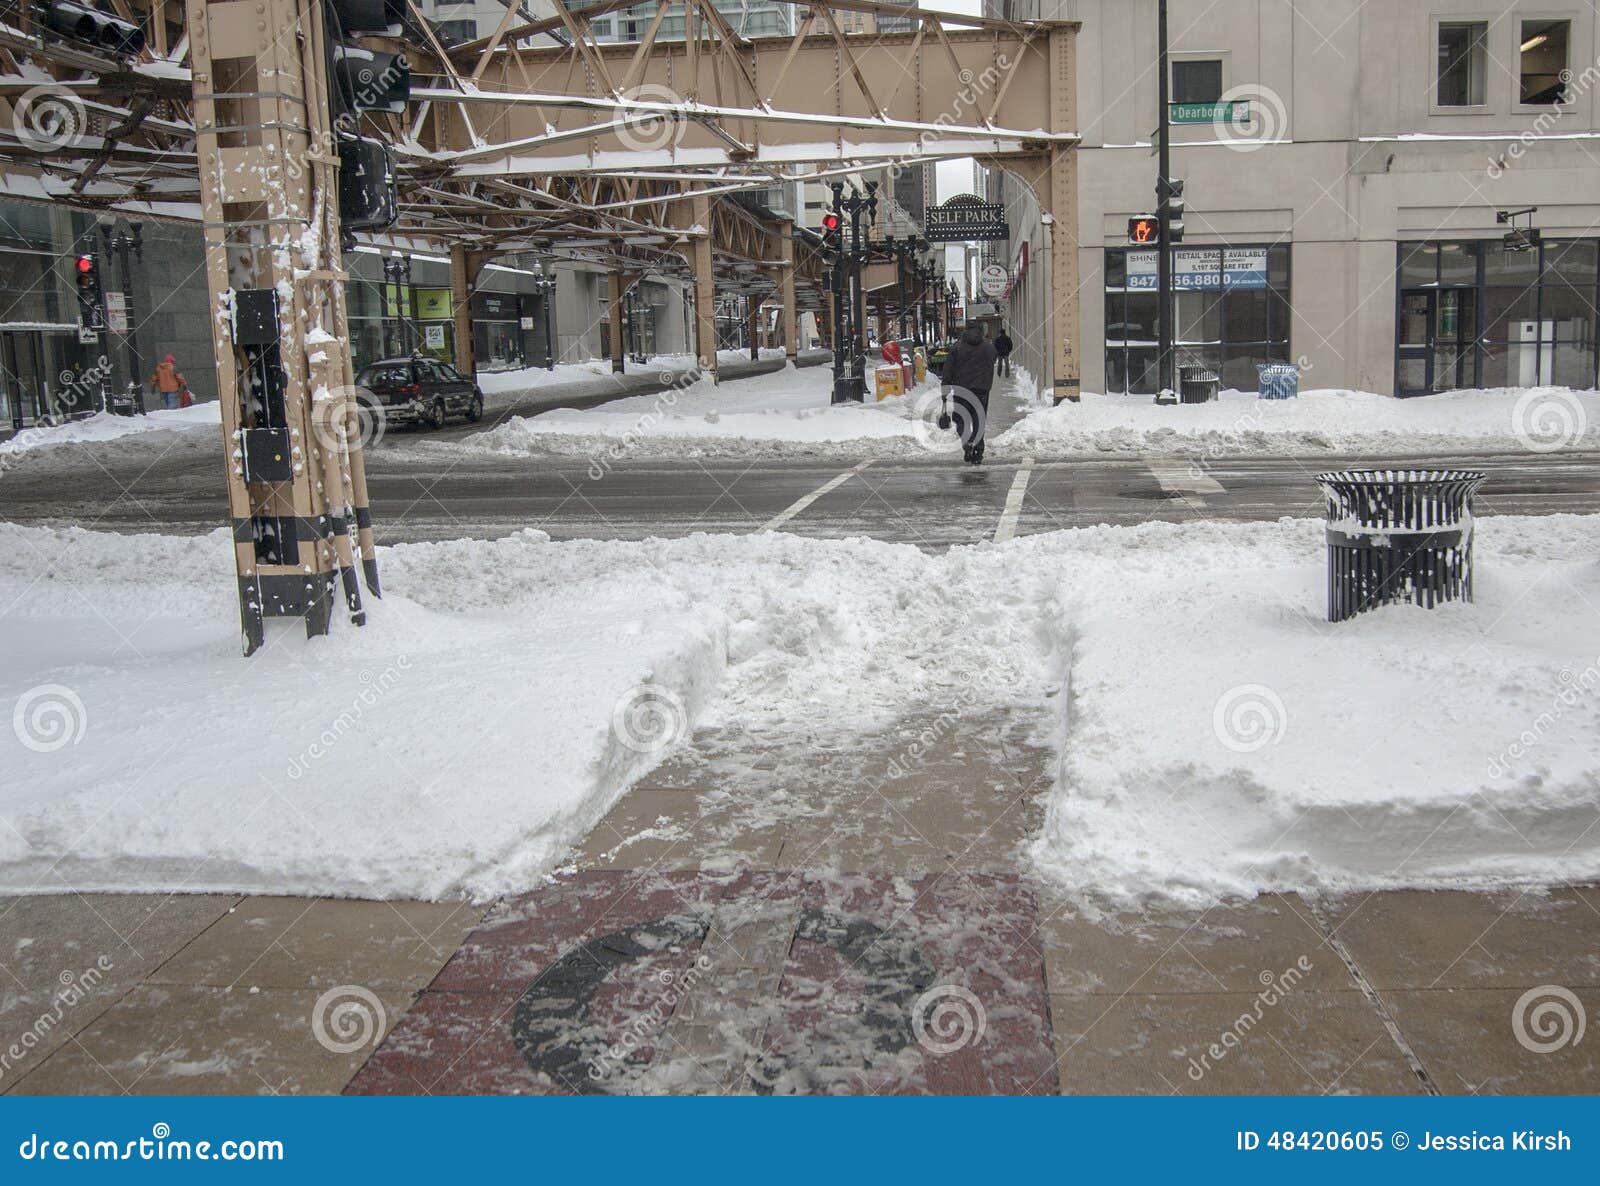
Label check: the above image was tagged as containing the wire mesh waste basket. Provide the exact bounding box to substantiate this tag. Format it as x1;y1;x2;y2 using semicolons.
1178;365;1220;404
1256;362;1299;400
1314;469;1488;623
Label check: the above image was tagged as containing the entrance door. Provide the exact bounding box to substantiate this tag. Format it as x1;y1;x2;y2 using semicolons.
1397;290;1433;395
1432;287;1477;392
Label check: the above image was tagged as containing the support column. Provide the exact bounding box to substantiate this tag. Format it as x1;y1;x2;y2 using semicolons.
1047;27;1081;403
449;243;480;378
748;301;761;362
780;219;797;364
608;271;626;373
689;194;718;384
189;0;367;655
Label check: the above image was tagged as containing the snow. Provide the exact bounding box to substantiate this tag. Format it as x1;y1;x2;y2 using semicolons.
458;362;950;461
0;524;727;902
995;385;1600;458
5;512;1599;906
0;404;220;470
1029;513;1600;906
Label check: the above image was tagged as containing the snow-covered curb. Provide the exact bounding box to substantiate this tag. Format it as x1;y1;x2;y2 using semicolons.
0;404;221;474
994;385;1600;459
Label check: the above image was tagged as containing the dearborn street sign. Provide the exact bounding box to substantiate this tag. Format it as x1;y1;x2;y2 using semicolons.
924;195;1009;242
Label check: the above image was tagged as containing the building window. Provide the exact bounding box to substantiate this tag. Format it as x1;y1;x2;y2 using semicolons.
1395;239;1600;395
1103;244;1290;394
1437;21;1488;107
1520;19;1570;104
1172;59;1222;105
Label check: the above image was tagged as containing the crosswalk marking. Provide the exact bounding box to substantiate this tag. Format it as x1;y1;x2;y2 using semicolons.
993;457;1035;543
760;459;876;531
1147;460;1224;506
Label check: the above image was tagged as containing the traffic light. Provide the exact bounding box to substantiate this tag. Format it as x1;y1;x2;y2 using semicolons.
73;253;104;330
41;1;146;57
1158;177;1185;244
1128;216;1159;245
324;0;405;232
821;211;841;252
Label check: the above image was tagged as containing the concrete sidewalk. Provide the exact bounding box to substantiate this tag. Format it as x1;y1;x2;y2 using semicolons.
3;707;1596;1095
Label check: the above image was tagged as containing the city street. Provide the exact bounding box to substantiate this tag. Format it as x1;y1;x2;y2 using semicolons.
4;371;1600;1096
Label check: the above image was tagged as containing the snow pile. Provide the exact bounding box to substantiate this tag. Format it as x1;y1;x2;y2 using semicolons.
0;524;727;901
995;385;1600;458
1032;514;1600;904
475;349;788;396
4;512;1599;905
0;404;220;471
460;363;947;461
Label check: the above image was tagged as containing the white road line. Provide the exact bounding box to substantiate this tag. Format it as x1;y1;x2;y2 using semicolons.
760;459;875;531
1147;459;1223;506
993;457;1035;544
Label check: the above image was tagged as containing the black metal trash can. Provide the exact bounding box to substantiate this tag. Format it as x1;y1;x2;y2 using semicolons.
1314;469;1488;622
1178;365;1220;404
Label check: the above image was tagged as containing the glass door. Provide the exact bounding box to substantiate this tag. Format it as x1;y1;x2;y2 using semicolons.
1397;290;1433;395
1432;287;1477;391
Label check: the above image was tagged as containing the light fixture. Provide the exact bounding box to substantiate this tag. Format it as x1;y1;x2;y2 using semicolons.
1521;32;1549;52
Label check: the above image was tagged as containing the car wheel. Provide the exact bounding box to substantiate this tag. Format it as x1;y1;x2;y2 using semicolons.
426;398;447;430
465;394;484;424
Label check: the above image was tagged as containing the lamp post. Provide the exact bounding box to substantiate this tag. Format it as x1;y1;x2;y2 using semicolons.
99;220;143;413
532;267;557;370
382;255;413;355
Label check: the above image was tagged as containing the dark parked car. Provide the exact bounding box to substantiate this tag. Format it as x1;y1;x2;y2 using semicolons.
354;356;484;430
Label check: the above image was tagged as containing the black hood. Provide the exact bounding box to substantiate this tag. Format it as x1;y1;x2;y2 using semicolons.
960;322;986;346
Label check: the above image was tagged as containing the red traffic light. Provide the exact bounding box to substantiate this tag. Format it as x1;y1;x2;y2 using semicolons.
821;213;840;231
75;255;95;274
1128;216;1159;245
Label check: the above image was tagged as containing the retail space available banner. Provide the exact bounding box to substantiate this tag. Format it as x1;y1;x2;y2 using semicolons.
1127;247;1268;290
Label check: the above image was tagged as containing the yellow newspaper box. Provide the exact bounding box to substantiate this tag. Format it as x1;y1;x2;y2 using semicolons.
874;364;905;399
912;348;927;384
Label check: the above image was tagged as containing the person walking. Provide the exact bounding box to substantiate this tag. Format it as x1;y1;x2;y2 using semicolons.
940;321;997;465
150;355;189;411
993;327;1014;378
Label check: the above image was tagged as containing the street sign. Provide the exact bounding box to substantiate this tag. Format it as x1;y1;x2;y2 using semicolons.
77;325;99;344
1169;100;1249;125
979;263;1009;297
924;195;1008;242
105;291;128;333
424;324;446;349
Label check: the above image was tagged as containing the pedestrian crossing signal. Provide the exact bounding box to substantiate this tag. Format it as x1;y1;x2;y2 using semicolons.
1128;216;1159;245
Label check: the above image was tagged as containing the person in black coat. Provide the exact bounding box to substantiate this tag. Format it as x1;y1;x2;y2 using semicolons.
940;322;997;465
993;328;1014;377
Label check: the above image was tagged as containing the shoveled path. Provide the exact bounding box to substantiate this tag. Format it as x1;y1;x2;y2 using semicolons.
4;705;1597;1094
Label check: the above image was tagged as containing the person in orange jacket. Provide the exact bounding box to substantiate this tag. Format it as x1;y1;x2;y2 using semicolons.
150;355;188;410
